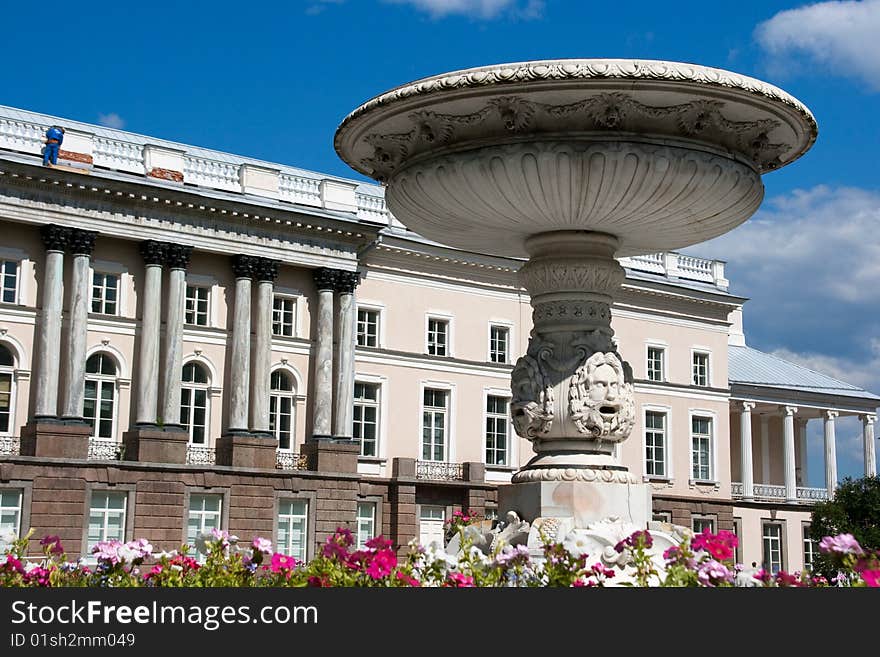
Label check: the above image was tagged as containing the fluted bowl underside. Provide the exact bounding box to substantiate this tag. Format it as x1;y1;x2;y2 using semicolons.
386;140;764;258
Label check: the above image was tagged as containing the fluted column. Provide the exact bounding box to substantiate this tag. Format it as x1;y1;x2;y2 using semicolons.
333;271;360;440
311;268;337;439
862;413;876;477
824;410;838;499
135;241;165;425
760;414;770;484
33;225;70;418
250;258;279;433
782;405;798;503
796;417;808;486
228;255;255;432
61;229;98;420
161;244;192;427
739;401;755;500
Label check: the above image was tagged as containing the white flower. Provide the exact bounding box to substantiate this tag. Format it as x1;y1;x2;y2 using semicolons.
0;527;17;546
24;561;41;573
562;531;591;558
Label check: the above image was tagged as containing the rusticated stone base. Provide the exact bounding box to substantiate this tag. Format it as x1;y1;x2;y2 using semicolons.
301;439;359;474
216;433;277;469
122;425;189;464
19;420;91;459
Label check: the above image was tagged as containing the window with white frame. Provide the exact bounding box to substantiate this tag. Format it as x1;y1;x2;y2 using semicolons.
485;395;509;466
489;325;509;364
0;260;17;304
422;388;448;461
653;511;672;523
691;415;713;481
185;285;209;326
356;501;376;549
270;370;296;451
84;353;117;440
647;346;665;382
277;499;308;562
272;295;296;337
87;490;127;552
356;308;379;348
181;363;210;444
762;522;784;574
692;352;710;387
0;345;14;435
419;506;445;548
354;382;380;457
803;524;817;572
644;410;666;477
91;272;119;315
187;493;223;555
692;516;716;534
427;318;448;356
0;489;22;545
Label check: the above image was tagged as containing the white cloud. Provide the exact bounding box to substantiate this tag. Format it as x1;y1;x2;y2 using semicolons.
755;0;880;90
383;0;543;19
98;113;125;129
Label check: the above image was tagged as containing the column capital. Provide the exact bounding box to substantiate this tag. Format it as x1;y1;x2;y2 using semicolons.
313;267;338;291
334;270;361;294
740;400;756;412
139;240;166;266
254;258;280;283
67;229;98;256
825;409;839;420
231;254;258;279
782;405;798;416
861;413;877;425
39;224;70;252
164;244;193;270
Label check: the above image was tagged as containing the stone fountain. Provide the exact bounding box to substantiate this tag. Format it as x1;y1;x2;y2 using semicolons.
335;59;816;568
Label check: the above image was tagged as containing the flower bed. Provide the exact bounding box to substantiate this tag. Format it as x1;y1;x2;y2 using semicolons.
0;527;877;587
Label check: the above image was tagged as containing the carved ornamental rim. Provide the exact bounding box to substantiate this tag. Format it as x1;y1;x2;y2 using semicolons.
336;58;817;167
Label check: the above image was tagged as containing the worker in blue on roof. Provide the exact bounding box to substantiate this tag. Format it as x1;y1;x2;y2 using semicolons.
43;126;65;166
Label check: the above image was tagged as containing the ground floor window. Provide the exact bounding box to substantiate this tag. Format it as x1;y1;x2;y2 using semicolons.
762;522;784;574
277;499;308;562
356;502;376;549
87;491;127;553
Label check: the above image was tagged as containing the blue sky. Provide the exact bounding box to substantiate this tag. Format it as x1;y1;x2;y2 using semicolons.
2;0;879;483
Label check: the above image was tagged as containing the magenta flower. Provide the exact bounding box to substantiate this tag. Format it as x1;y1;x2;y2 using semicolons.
819;533;864;556
444;572;475;588
692;529;736;561
40;535;64;556
322;527;355;559
365;536;392;551
270;552;298;574
697;560;734;587
395;571;421;587
775;570;804;587
663;546;681;562
3;554;24;574
861;570;880;587
365;548;397;579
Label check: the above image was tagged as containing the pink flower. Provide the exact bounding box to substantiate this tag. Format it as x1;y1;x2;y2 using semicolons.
92;539;124;564
365;535;393;551
697;560;734;587
861;570;880;587
252;537;272;554
40;535;64;556
3;554;24;574
615;530;653;553
322;527;354;559
395;571;421;587
270;552;298;574
307;575;331;587
691;529;737;561
753;568;772;584
365;548;397;579
819;533;864;556
663;546;681;562
775;570;804;587
444;572;475;588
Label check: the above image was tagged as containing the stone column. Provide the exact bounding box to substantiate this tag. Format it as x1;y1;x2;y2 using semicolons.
824;410;838;499
135;241;165;425
250;258;279;434
227;255;255;433
333;271;360;440
862;413;877;477
782;405;798;503
739;401;755;501
33;224;69;418
760;415;770;484
311;268;337;440
61;229;98;421
796;417;808;487
161;244;192;427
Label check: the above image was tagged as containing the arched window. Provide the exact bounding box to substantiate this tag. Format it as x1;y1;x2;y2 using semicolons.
181;362;209;444
270;370;296;451
0;344;14;436
84;353;117;439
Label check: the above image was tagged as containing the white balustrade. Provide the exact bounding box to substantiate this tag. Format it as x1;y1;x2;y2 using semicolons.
356;192;390;223
416;460;464;481
0;436;20;456
0;118;44;155
279;173;322;206
87;438;122;460
93;137;144;173
184;156;239;192
186;444;216;465
275;450;309;471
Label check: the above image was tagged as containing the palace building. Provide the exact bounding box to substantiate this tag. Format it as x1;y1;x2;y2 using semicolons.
0;104;876;572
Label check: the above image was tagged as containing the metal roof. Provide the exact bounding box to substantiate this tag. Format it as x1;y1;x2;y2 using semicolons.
729;345;880;401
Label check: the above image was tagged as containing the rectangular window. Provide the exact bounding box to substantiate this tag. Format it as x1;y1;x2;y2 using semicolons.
0;489;22;545
422;388;448;461
653;511;672;523
0;370;12;434
356;502;376;549
91;272;119;315
419;506;446;548
489;325;509;364
87;491;127;552
84;379;115;439
485;395;509;466
803;524;816;572
692;516;716;534
272;296;295;337
647;346;664;382
427;318;448;356
354;382;380;457
0;260;18;304
356;308;379;348
691;416;713;481
187;494;223;556
185;285;209;326
763;522;784;574
693;352;710;387
645;411;666;477
277;499;308;563
181;388;208;444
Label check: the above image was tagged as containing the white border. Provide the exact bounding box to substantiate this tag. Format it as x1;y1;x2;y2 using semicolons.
483;386;514;468
356;300;386;349
688;408;718;484
354;372;388;461
425;311;454;358
690;346;713;388
419;380;455;462
642;403;673;481
487;320;514;365
644;339;668;383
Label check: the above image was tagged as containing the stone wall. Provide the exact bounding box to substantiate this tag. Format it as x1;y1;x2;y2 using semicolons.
652;494;735;532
